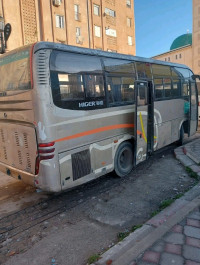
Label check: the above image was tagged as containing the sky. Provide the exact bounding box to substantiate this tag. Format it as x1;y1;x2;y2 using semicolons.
134;0;192;58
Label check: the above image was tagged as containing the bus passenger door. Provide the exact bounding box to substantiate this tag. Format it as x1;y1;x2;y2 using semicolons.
135;81;153;165
188;81;198;136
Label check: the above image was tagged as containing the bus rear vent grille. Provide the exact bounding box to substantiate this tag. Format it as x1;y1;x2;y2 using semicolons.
3;146;7;160
0;129;5;143
26;153;31;170
23;133;29;149
18;150;22;165
72;150;91;181
37;51;49;86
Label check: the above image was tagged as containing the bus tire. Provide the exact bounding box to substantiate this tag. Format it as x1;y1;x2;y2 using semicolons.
114;141;134;177
177;125;184;146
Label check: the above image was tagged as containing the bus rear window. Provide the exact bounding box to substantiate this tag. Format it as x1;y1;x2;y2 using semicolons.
0;46;32;95
50;51;106;110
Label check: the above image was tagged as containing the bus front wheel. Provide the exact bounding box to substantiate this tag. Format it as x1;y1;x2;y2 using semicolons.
114;141;134;177
177;125;184;146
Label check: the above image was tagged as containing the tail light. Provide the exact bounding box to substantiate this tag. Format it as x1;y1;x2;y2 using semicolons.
35;142;55;175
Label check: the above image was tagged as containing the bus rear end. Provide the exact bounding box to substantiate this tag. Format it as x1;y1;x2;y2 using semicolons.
0;45;38;186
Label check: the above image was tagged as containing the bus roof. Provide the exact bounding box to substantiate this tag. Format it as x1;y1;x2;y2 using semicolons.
33;42;191;71
2;42;192;71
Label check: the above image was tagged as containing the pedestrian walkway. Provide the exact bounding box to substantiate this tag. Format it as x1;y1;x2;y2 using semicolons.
133;208;200;265
93;139;200;265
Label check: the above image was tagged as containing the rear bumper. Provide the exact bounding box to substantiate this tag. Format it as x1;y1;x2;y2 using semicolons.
0;162;35;186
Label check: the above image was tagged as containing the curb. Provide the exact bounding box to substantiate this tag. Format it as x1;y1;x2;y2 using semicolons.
92;183;200;265
183;139;200;164
174;145;200;175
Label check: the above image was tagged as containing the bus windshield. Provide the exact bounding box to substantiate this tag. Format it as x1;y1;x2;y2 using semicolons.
0;46;32;95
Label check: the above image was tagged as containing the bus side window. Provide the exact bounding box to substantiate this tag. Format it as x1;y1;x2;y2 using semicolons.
164;78;172;98
191;83;197;105
182;82;190;97
154;78;164;100
137;84;147;106
106;76;135;106
84;75;105;98
172;79;181;97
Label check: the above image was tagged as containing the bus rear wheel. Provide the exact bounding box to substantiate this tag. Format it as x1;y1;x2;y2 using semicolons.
114;141;134;177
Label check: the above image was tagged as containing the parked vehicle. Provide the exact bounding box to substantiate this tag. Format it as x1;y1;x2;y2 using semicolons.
0;42;198;192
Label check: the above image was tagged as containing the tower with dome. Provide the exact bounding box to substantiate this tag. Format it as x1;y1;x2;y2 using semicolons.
153;0;200;91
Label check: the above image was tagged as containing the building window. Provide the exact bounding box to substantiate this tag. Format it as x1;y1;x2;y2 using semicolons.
105;8;116;17
94;4;100;16
179;54;182;58
76;27;81;37
175;55;178;59
53;0;62;6
76;27;83;44
127;17;131;27
168;57;170;61
105;28;117;37
55;15;64;28
126;0;131;8
165;58;167;61
74;4;81;21
128;36;133;46
95;25;101;37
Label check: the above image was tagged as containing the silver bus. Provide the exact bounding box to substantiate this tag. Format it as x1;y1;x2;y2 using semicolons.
0;42;198;192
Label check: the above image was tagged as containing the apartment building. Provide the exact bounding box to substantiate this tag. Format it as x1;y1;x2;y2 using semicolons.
0;0;136;55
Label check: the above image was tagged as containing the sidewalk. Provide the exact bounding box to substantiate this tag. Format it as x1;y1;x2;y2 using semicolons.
93;139;200;265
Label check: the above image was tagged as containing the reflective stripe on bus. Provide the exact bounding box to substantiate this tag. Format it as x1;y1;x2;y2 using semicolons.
54;123;145;143
55;124;135;143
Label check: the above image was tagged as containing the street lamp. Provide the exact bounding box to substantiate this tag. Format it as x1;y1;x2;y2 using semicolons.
0;16;5;54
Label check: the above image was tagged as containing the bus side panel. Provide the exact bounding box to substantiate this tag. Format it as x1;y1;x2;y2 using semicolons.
54;106;135;154
154;99;186;150
171;119;184;142
59;134;133;190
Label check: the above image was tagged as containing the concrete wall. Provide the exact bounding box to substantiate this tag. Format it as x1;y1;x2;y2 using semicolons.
193;0;200;75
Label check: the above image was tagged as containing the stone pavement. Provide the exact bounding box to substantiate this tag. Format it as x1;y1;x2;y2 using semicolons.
93;139;200;265
132;208;200;265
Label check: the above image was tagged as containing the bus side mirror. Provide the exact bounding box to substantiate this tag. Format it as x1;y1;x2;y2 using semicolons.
191;74;200;80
